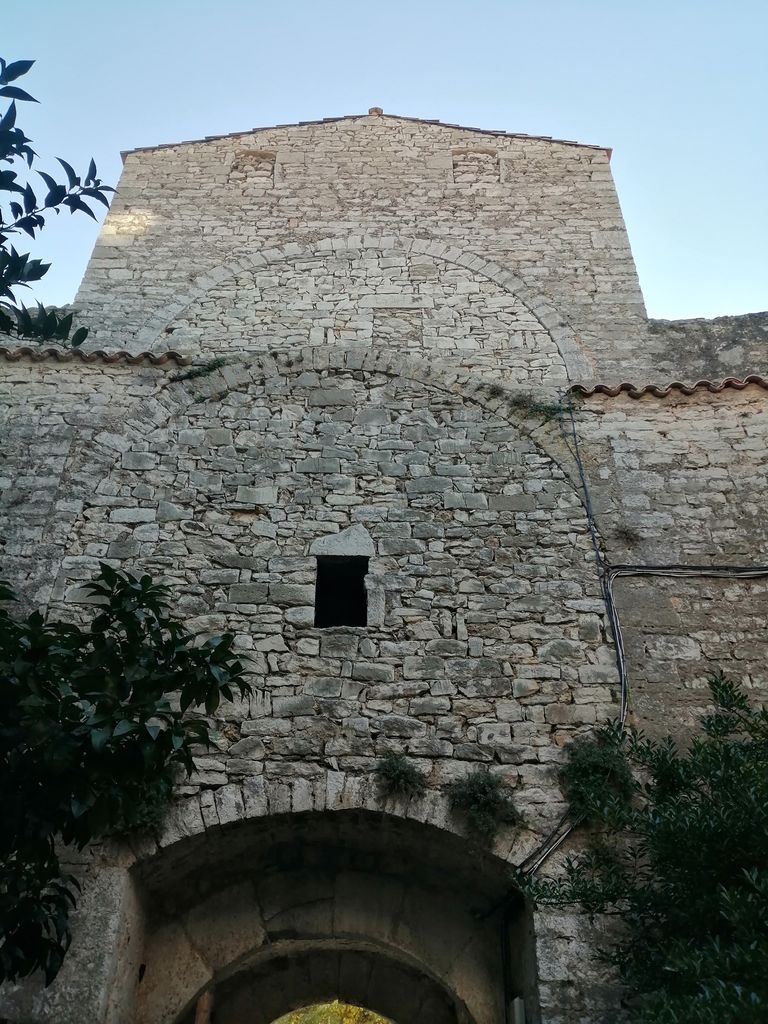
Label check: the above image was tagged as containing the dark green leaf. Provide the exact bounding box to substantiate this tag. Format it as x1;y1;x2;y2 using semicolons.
90;726;112;753
56;158;78;189
0;59;35;83
0;85;37;103
22;182;36;214
63;195;96;220
0;100;16;131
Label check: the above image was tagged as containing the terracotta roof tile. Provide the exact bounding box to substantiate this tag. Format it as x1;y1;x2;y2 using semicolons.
2;348;765;400
0;346;192;366
570;375;768;398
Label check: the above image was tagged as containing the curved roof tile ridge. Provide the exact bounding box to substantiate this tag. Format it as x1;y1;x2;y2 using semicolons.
0;345;192;365
1;347;766;399
570;375;768;398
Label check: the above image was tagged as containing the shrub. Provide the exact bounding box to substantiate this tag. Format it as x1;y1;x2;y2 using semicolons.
523;675;768;1024
447;770;520;843
559;720;634;824
375;751;426;799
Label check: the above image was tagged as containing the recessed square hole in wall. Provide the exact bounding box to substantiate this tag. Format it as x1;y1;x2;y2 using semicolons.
314;556;369;628
451;148;500;184
229;149;276;188
373;309;424;348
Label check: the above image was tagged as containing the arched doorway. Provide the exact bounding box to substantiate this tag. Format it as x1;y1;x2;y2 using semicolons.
184;946;462;1024
134;810;534;1024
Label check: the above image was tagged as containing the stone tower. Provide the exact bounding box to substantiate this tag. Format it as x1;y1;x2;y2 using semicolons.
1;109;767;1024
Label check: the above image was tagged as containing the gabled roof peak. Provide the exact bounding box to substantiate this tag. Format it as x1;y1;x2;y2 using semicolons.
122;110;610;160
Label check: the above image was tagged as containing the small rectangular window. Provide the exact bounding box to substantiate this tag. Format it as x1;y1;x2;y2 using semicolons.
314;556;368;628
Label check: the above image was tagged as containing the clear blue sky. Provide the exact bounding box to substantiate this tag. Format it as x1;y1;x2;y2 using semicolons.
5;0;767;320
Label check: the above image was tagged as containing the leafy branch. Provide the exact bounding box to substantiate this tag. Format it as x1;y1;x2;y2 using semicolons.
520;675;768;1024
0;57;113;346
0;565;252;985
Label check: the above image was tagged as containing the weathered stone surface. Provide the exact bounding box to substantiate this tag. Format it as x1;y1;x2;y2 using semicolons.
309;523;375;557
3;107;765;1024
228;583;268;604
235;485;277;504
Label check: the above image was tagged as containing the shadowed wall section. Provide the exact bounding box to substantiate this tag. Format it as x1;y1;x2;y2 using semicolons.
132;811;520;1024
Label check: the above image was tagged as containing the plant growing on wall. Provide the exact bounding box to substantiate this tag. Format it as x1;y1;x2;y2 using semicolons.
0;57;113;346
447;770;520;843
0;566;251;986
522;675;768;1023
558;720;634;824
375;750;427;799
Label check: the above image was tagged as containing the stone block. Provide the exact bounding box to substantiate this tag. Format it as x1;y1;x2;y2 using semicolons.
270;583;315;605
285;605;316;627
308;388;355;406
228;583;268;604
296;457;341;473
273;695;316;716
157;500;188;521
109;507;155;523
228;736;266;758
352;663;395;682
373;715;427;737
235;485;278;504
405;475;452;494
305;677;343;697
403;656;445;679
205;428;233;446
121;451;156;470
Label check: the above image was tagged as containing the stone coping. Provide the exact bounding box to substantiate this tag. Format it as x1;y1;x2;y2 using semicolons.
121;109;610;159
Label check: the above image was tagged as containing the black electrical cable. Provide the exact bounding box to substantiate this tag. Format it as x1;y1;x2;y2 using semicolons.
517;393;620;875
517;395;768;878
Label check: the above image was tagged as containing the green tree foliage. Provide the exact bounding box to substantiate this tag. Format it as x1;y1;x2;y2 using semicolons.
0;57;113;346
0;566;251;985
523;675;768;1023
273;1001;392;1024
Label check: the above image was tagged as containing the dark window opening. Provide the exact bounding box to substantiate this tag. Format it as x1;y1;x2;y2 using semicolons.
314;556;368;627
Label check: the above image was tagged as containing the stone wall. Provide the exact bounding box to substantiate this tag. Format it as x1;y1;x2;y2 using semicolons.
160;246;568;386
0;345;623;1024
0;355;178;605
2;110;767;1024
73;112;646;380
574;385;768;563
569;384;768;737
614;574;768;739
647;312;768;383
3;350;617;848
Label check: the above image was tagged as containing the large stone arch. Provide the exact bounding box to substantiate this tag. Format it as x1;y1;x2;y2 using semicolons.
128;809;523;1024
57;345;587;502
0;350;621;1023
133;235;593;380
52;345;601;611
48;347;617;865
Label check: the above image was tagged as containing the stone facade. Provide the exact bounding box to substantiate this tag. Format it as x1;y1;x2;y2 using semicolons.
1;110;766;1024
